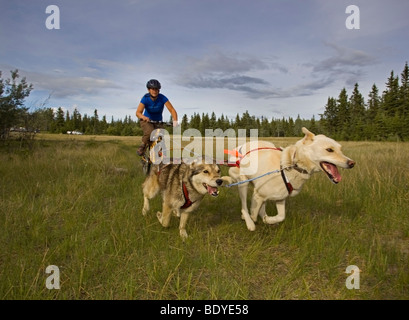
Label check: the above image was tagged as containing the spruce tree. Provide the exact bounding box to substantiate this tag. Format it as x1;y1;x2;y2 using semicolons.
382;71;401;138
55;107;65;133
337;88;350;140
366;84;381;139
321;97;339;136
181;114;189;132
382;71;400;117
349;83;366;140
399;62;409;139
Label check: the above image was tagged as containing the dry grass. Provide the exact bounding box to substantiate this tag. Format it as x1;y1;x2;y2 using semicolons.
0;134;408;299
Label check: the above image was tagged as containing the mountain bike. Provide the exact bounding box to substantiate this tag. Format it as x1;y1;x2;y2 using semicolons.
140;120;173;175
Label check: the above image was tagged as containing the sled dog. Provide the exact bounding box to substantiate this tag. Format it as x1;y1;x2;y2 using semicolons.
228;127;355;231
142;160;232;239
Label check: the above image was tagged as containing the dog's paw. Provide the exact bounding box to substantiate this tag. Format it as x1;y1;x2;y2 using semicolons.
263;215;284;224
156;211;163;224
180;229;188;240
142;198;149;216
246;221;256;231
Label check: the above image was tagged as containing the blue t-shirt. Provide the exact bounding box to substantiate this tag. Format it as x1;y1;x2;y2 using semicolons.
140;93;169;121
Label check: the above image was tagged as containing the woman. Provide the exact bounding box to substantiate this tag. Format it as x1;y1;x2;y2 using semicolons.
136;79;178;156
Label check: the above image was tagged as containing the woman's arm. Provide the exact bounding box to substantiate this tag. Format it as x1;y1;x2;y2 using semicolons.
136;102;149;121
165;101;178;126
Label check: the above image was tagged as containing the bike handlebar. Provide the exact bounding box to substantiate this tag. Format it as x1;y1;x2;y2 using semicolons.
146;120;173;126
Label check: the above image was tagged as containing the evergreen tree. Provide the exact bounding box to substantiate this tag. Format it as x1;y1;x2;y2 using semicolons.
337;88;350;140
321;97;339;136
367;84;380;121
193;113;202;131
366;84;381;139
382;71;400;138
73;108;81;131
260;116;271;137
92;109;99;134
181;114;189;132
399;62;409;139
54;107;65;133
349;83;366;139
200;113;210;135
382;71;400;117
216;114;229;131
0;69;33;139
309;115;317;133
209;112;217;129
101;115;108;134
294;114;303;136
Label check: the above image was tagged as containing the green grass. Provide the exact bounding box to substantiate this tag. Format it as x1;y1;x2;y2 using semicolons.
0;135;408;299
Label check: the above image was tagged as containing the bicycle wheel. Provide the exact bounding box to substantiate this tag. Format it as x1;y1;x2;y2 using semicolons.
141;146;151;175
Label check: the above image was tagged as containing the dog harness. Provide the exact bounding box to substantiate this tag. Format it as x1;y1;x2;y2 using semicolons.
154;165;194;209
181;182;194;209
224;147;309;195
224;147;283;168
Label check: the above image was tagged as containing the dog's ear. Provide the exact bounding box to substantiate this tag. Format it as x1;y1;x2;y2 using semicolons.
189;158;198;168
301;127;315;144
189;158;204;171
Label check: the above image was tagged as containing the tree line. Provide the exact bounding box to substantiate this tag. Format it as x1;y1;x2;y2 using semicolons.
1;63;409;141
29;107;315;138
320;62;409;141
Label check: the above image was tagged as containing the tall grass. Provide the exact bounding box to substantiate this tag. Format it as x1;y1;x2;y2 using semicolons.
0;135;408;299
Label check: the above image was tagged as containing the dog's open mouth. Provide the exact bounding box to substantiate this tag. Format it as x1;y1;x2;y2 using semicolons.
203;183;219;197
320;162;342;184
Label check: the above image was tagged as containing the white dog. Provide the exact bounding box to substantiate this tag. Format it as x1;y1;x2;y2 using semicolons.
228;127;355;231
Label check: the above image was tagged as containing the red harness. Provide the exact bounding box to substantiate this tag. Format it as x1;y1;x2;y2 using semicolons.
224;147;295;195
181;182;194;209
224;147;283;167
156;167;194;209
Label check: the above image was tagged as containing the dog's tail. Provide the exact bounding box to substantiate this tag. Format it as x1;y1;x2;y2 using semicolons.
142;167;161;200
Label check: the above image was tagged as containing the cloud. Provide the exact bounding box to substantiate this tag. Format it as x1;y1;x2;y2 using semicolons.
311;42;378;85
183;74;268;89
183;51;268;74
20;70;122;98
176;51;292;98
315;43;377;71
174;50;335;100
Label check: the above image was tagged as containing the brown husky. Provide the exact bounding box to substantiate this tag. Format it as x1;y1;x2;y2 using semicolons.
142;160;231;239
228;127;356;231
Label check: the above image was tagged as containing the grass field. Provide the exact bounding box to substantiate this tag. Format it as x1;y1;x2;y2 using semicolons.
1;133;408;300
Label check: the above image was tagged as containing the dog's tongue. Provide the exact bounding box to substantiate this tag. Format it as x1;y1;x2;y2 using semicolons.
325;163;342;183
207;185;219;196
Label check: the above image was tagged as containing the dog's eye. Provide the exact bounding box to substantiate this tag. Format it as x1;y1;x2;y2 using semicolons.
203;170;209;174
326;148;334;153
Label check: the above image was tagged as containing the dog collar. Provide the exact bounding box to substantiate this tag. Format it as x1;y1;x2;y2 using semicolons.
292;164;309;175
181;182;194;209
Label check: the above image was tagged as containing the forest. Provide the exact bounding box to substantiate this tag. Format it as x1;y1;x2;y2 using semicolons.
1;62;408;141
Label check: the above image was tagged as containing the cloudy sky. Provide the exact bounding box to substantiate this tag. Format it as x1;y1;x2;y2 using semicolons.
1;0;408;122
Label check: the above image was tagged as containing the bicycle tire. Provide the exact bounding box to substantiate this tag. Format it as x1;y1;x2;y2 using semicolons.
141;147;151;175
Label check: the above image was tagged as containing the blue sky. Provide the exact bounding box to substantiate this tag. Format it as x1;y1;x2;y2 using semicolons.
1;0;408;122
